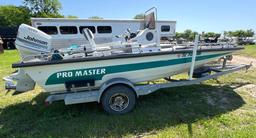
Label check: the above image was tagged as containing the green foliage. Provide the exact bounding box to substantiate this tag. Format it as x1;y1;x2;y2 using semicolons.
133;13;144;19
34;12;64;18
88;16;103;19
225;29;254;37
176;29;254;42
23;0;63;17
204;32;220;38
0;5;31;27
66;15;78;18
0;0;67;27
175;29;198;41
23;0;61;14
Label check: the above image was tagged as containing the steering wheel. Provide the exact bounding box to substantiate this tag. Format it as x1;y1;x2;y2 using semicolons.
126;28;137;40
127;28;132;34
115;28;137;42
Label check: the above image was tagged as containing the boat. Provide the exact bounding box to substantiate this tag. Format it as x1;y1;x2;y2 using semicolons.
5;7;243;93
3;8;246;114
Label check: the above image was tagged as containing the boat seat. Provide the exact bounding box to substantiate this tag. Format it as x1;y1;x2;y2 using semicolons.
82;28;96;51
82;28;113;51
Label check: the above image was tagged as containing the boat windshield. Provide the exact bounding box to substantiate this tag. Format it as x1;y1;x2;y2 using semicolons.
144;7;157;30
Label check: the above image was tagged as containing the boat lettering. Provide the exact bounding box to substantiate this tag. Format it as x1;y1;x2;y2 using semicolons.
56;68;106;79
24;35;48;46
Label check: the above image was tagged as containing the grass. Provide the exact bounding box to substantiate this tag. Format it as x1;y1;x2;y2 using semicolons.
238;45;256;58
0;49;256;137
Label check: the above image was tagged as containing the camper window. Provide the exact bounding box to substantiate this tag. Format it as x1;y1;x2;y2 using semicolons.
97;26;112;33
60;26;78;34
161;25;170;32
38;26;58;35
79;26;95;34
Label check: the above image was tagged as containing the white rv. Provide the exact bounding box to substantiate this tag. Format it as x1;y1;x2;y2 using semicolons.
31;18;176;49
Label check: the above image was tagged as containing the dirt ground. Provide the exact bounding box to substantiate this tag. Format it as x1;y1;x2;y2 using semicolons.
230;55;256;98
231;55;256;67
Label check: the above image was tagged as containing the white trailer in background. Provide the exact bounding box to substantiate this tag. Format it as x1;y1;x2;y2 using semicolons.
31;18;176;49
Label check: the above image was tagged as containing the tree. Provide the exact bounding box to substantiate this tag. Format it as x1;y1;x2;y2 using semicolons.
175;29;198;41
175;32;182;39
88;16;103;19
0;5;31;27
66;15;78;18
204;32;220;38
23;0;63;17
133;13;144;19
226;29;254;37
183;29;192;40
183;29;198;41
245;29;254;37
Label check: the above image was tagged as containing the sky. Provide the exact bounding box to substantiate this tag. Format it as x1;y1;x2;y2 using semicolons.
0;0;255;33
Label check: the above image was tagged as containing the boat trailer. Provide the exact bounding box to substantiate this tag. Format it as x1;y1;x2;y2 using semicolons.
45;63;252;106
44;35;253;114
5;34;252;114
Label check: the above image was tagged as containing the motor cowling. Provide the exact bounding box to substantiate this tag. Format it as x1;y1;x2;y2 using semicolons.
15;24;52;59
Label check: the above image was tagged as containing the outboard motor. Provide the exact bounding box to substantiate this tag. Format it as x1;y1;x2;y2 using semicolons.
5;25;100;93
3;24;52;93
15;24;52;59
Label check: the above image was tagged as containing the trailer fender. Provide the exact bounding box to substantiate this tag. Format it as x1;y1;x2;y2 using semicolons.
97;78;137;102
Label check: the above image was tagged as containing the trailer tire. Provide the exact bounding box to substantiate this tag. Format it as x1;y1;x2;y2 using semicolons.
191;67;211;78
101;85;136;115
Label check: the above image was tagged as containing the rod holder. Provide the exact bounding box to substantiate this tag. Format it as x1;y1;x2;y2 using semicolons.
189;35;199;80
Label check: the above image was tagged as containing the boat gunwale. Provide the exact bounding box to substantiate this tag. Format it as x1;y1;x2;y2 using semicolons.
12;47;243;68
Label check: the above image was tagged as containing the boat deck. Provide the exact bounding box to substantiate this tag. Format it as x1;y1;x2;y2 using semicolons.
13;43;243;68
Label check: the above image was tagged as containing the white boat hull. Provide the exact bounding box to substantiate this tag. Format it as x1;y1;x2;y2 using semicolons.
20;50;232;93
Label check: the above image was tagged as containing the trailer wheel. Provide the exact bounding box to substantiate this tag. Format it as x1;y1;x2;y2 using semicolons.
191;67;211;78
226;55;233;61
101;85;136;114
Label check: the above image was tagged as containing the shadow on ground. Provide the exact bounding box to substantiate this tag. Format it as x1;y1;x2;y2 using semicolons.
0;84;247;137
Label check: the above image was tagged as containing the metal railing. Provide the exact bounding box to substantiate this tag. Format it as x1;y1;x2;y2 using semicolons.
20;39;242;63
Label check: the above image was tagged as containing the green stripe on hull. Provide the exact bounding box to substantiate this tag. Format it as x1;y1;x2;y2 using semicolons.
45;52;229;85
